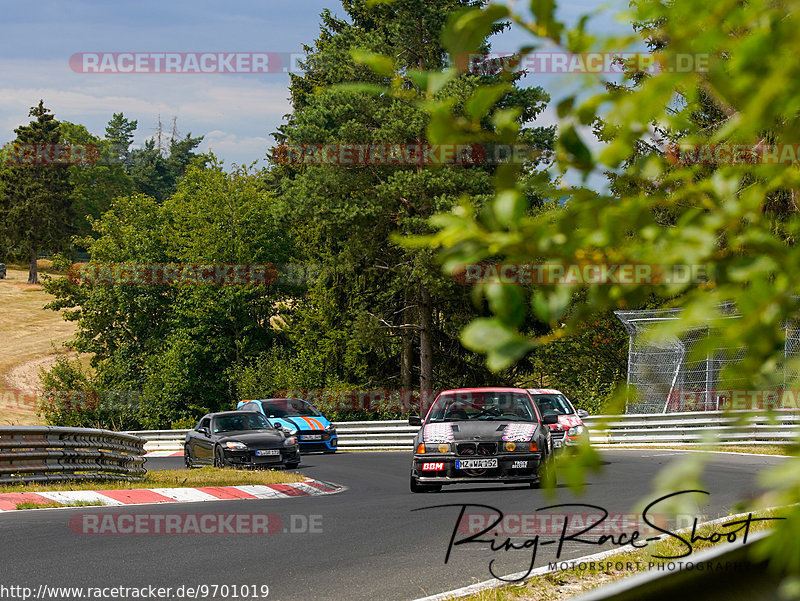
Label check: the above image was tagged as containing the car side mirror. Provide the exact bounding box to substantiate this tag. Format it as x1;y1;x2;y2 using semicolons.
197;427;210;436
577;409;589;418
542;414;559;425
408;415;422;426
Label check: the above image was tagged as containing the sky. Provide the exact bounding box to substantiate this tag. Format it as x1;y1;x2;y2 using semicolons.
0;0;632;172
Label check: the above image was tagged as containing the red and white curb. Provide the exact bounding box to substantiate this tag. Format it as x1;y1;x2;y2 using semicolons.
0;478;344;512
145;450;184;457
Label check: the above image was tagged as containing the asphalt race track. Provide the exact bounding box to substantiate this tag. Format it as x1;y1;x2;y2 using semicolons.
0;450;784;601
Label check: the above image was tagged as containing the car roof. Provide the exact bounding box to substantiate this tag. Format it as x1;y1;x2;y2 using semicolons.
437;387;531;395
206;410;265;418
527;388;564;395
240;398;310;403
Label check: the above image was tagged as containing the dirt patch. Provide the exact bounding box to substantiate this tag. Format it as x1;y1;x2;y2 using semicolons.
0;268;80;425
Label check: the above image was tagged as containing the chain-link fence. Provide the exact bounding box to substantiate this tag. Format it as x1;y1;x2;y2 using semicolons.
615;306;757;413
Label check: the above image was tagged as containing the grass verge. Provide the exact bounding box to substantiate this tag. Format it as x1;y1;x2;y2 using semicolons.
455;510;780;601
15;501;107;510
604;445;793;456
0;468;305;493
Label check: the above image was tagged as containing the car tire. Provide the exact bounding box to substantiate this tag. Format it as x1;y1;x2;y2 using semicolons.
213;445;228;468
410;473;441;493
531;459;557;488
184;447;194;469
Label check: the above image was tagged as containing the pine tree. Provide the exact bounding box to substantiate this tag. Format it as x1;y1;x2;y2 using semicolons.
269;0;553;398
0;101;73;283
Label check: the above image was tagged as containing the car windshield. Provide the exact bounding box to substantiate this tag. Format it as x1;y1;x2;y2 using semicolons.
426;391;536;422
532;394;574;416
213;413;271;433
260;399;322;418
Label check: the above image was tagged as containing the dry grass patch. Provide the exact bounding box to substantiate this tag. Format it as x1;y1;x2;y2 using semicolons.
0;468;305;493
0;267;80;426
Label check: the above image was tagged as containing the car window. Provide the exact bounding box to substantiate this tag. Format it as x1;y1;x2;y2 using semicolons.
427;392;536;422
259;399;322;418
532;394;573;415
197;417;211;430
212;413;271;433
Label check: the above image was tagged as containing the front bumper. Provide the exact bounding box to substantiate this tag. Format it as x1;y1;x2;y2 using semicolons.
297;434;337;452
412;453;543;484
222;446;300;467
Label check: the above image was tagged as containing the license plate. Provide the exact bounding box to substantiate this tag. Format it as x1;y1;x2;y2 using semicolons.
255;449;280;456
456;458;498;469
553;440;562;448
302;435;322;441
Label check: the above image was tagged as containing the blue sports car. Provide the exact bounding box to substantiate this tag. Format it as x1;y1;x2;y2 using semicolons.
236;398;338;453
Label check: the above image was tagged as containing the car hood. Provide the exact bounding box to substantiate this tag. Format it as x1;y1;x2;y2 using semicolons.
216;430;284;443
546;414;584;430
421;421;540;443
271;416;331;432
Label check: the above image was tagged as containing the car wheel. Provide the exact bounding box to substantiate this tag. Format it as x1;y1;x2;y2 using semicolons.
213;445;228;468
410;473;441;493
184;447;194;469
531;459;557;488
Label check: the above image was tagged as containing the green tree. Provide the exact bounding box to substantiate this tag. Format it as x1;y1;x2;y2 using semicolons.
105;112;138;167
128;129;204;202
399;0;800;585
0;101;74;283
263;0;553;400
60;120;134;238
42;159;291;429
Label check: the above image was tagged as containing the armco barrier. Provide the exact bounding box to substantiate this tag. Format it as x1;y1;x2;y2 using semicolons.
128;411;800;452
0;426;146;483
583;411;800;446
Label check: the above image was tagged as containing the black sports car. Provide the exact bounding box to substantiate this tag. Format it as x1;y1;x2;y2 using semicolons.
408;388;558;492
184;411;300;469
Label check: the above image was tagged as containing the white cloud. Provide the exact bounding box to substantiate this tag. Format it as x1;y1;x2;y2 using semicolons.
0;59;291;167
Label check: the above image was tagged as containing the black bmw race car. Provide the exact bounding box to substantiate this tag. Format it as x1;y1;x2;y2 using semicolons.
184;410;300;469
409;388;558;492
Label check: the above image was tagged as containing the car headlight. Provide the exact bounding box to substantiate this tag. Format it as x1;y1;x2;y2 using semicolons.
224;441;248;450
326;424;335;432
568;425;586;436
284;437;297;446
425;443;452;453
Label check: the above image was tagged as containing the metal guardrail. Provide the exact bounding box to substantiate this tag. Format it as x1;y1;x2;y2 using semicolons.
0;426;146;483
584;411;800;446
128;411;800;452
